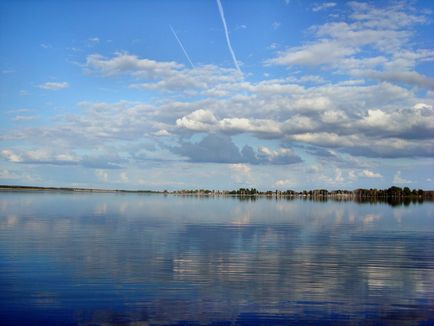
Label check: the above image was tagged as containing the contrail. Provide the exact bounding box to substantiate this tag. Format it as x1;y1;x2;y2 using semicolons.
169;25;195;69
216;0;242;74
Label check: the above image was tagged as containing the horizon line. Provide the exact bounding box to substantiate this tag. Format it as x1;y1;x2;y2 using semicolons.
1;184;433;193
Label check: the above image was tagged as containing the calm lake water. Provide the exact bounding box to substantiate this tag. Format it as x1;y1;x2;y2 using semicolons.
0;192;433;325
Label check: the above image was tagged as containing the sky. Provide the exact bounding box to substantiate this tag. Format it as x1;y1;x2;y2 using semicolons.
0;0;433;191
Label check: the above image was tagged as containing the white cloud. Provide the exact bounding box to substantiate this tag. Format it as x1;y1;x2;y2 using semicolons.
267;1;432;91
4;0;433;177
266;40;355;66
348;1;427;29
7;73;433;162
176;110;281;136
176;109;218;132
312;2;336;12
154;129;171;137
0;2;432;191
1;149;22;162
414;103;433;111
96;169;108;182
361;170;382;178
230;163;251;175
85;53;182;77
289;132;357;147
219;118;281;135
257;146;300;164
38;81;69;90
393;171;411;184
89;52;242;92
274;178;295;188
361;70;434;90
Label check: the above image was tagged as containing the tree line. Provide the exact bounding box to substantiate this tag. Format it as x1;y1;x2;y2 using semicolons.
175;186;433;199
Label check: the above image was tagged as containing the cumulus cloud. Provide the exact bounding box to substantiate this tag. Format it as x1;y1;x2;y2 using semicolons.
38;81;69;90
2;1;433;178
257;146;302;165
1;1;433;191
357;104;434;139
267;1;433;90
176;109;218;132
170;134;302;165
171;134;242;163
5;76;433;163
393;171;411;184
176;109;281;136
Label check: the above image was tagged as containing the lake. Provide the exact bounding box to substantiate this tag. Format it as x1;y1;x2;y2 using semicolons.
0;192;433;325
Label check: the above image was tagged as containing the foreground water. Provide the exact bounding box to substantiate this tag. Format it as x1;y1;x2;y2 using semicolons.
0;192;433;325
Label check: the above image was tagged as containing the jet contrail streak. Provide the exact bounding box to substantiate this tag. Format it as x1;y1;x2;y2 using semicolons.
216;0;242;74
169;25;195;68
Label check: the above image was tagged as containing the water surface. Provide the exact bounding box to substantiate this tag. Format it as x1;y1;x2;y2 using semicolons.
0;192;433;325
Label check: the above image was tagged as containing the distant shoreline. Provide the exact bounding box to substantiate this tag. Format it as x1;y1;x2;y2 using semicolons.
1;184;433;200
0;185;157;194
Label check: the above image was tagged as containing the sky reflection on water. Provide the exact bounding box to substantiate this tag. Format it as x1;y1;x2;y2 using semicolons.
0;192;433;325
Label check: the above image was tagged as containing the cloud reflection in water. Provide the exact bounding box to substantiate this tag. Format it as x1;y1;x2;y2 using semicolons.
0;193;433;324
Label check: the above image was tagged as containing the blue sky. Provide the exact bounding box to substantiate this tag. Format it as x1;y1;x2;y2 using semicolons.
1;0;433;190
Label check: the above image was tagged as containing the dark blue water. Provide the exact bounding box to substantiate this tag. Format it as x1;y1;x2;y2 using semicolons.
0;192;433;325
